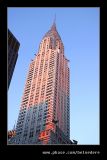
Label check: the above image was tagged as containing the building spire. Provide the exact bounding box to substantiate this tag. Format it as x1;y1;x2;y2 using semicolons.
54;14;56;24
51;14;56;30
44;14;61;40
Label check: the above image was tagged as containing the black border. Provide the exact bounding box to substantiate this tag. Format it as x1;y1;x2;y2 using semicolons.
0;0;106;159
0;0;7;151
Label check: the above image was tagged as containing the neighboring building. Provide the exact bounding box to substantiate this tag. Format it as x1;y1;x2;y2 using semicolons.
8;130;16;140
9;21;77;144
8;29;20;88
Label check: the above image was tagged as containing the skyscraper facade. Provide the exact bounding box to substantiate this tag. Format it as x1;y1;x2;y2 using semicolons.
8;29;20;88
9;22;76;144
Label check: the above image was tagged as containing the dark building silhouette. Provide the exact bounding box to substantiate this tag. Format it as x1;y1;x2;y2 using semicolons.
8;29;20;88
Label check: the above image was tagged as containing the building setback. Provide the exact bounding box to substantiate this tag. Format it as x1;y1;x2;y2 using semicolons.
9;21;77;144
8;29;20;88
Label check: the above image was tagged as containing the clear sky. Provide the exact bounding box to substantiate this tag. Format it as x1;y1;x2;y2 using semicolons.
8;7;99;145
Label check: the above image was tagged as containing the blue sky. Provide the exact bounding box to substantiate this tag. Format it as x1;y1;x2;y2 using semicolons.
8;7;99;145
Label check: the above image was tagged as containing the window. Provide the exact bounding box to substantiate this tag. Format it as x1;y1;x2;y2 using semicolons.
36;129;40;134
29;131;34;138
23;133;27;137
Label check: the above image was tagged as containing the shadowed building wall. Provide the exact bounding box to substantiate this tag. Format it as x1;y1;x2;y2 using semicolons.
8;29;20;88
